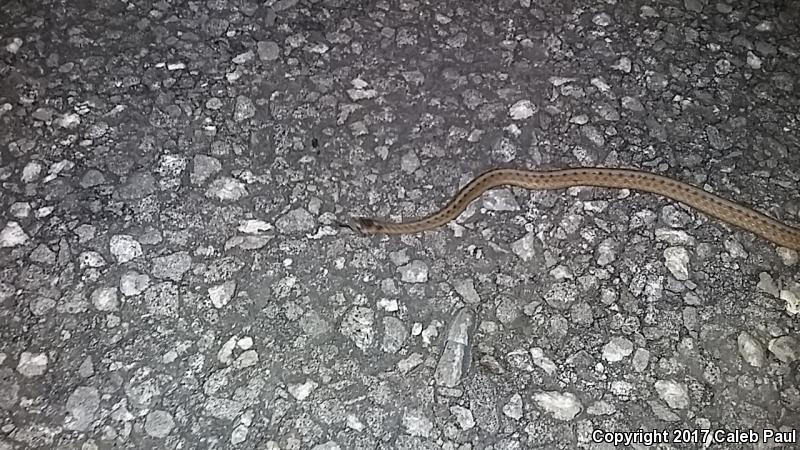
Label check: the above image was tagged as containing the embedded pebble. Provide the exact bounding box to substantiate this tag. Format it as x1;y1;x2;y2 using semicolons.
595;238;617;266
453;278;480;304
206;97;223;110
191;155;222;185
74;224;96;243
397;260;429;283
780;288;800;315
737;332;766;367
86;122;109;139
381;317;408;353
238;219;272;234
582;124;605;147
217;337;238;365
233;96;255;121
502;393;524;420
117;172;156;199
530;347;557;375
206;177;248;201
756;272;779;297
56;112;81;128
233;350;259;369
288;379;318;401
663;247;690;281
654;380;689;409
311;442;341;450
650;399;681;422
232;50;254;64
587;400;616;416
403;409;434;437
109;235;143;263
434;308;475;388
592;12;612;26
209;281;236;309
5;37;23;53
450;405;475;429
299;310;332;338
203;397;243;421
706;125;732;150
611;381;635;397
756;21;774;32
30;296;56;316
602;337;634;362
746;51;762;69
29;244;56;264
632;349;650;372
509;100;536;120
511;232;540;262
340;307;375;350
257;41;280;61
543;282;578;310
612;57;632;73
120;271;150;296
79;169;105;188
151;252;192;282
621;96;645;112
397;353;423;374
0;368;19;409
64;386;100;431
231;424;248;445
237;337;253;350
532;391;582;420
0;282;14;304
10;202;31;218
144;410;175;438
91;287;119;311
17;352;48;377
768;336;798;363
144;282;180;317
347;79;378;100
684;0;703;13
400;151;420;173
482;189;519;211
78;357;94;378
0;222;28;247
275;208;316;233
22;161;42;182
570;114;589;125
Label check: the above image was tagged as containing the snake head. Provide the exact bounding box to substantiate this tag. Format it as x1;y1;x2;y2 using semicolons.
334;217;367;233
339;217;384;234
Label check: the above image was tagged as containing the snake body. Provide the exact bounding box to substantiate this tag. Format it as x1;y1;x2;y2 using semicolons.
347;168;800;251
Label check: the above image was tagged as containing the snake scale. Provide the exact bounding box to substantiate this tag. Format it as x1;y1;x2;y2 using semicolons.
345;167;800;251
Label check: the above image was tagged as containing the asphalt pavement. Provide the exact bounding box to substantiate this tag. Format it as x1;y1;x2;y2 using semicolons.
1;0;799;449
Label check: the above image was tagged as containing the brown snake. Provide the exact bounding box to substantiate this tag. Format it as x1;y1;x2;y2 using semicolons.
344;168;800;251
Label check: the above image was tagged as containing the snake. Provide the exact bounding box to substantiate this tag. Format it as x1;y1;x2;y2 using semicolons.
344;167;800;251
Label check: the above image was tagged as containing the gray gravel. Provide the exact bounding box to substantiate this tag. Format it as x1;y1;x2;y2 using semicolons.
1;1;800;449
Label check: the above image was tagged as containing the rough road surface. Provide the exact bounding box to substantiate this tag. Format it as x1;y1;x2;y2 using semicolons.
1;1;799;449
